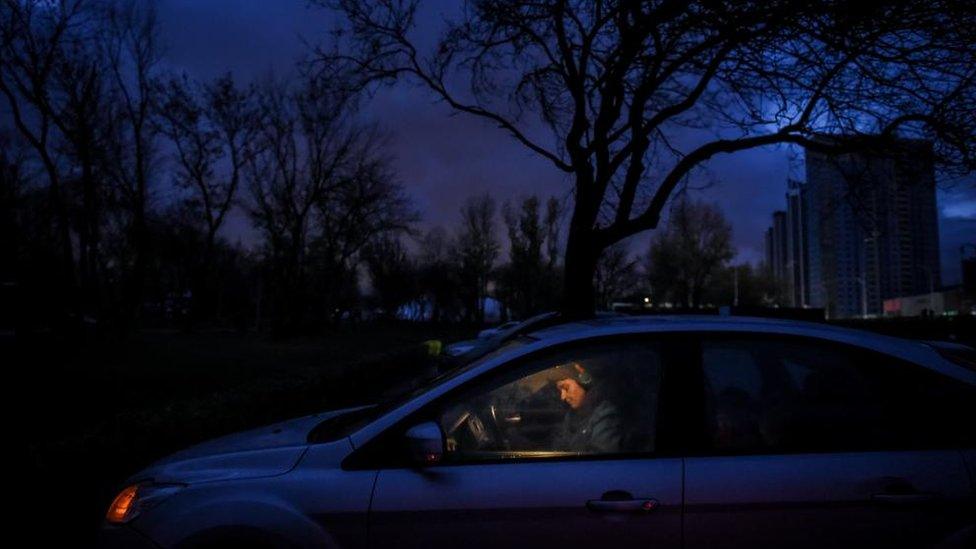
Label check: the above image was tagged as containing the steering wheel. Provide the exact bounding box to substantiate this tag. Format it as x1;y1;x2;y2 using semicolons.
466;411;491;447
446;402;508;451
469;402;508;450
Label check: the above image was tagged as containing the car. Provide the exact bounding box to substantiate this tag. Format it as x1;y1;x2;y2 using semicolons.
100;315;976;548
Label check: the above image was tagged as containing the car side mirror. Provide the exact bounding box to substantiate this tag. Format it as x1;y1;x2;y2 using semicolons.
404;422;445;467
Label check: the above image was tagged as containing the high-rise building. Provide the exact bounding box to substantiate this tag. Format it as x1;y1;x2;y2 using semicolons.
763;186;810;308
802;137;940;318
763;210;788;304
764;211;788;284
785;179;809;307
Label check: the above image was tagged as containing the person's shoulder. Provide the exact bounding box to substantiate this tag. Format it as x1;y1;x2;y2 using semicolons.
591;398;622;419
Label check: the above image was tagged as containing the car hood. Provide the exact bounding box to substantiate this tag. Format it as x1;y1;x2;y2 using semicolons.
131;407;362;485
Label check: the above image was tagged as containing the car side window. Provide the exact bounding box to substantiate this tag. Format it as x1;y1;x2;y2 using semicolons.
700;335;976;454
438;340;664;462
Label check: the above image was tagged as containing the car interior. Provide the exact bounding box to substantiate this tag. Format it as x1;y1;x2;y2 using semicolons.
439;342;663;460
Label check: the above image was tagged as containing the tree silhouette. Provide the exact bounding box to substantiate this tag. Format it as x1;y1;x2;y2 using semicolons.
594;242;638;310
496;195;562;317
157;74;259;322
454;193;500;323
646;199;733;308
322;0;976;315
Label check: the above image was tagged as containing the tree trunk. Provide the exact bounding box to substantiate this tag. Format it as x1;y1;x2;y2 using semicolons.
129;209;147;322
80;153;100;325
42;157;78;331
561;218;600;318
190;228;218;329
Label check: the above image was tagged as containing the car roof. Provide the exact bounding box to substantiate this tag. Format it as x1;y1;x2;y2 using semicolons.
524;314;961;373
529;314;888;341
529;315;856;339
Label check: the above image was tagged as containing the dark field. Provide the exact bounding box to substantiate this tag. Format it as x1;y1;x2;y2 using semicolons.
10;323;473;546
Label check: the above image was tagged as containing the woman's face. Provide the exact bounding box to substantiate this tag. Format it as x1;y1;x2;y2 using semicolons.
556;378;586;410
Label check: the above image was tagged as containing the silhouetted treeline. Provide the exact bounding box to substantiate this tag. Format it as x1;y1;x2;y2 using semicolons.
361;195;786;321
0;2;565;335
0;1;420;335
2;1;807;337
365;194;565;324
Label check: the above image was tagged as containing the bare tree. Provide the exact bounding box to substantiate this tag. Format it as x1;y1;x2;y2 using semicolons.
0;0;140;326
0;0;94;321
594;242;637;310
543;196;562;272
415;226;461;322
497;195;562;317
100;0;162;324
246;76;350;330
646;199;733;308
157;73;258;320
363;235;417;319
47;7;110;319
0;133;26;285
322;0;976;315
0;131;70;332
246;73;413;329
312;149;417;320
454;193;499;323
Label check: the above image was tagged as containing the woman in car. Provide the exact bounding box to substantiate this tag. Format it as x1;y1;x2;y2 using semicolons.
550;361;624;453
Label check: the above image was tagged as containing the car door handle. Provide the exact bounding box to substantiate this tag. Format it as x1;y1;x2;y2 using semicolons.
587;491;658;513
871;493;941;506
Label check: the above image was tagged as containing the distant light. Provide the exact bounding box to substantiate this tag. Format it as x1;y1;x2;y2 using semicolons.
643;297;650;304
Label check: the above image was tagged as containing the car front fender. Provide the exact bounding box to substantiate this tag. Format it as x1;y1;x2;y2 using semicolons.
132;489;337;549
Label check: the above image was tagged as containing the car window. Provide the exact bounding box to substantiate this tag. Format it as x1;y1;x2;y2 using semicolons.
700;335;976;454
438;340;664;462
702;345;761;400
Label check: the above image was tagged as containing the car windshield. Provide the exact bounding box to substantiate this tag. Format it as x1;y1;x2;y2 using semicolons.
308;336;537;443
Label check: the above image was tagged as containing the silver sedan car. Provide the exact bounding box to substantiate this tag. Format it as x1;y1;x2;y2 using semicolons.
100;316;976;548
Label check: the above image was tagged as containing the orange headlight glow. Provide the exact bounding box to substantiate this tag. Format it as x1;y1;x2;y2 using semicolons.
106;484;139;524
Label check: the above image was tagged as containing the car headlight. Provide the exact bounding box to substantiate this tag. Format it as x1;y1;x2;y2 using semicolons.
106;482;185;524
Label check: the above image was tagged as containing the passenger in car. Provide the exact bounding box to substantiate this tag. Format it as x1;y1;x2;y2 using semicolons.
550;362;624;453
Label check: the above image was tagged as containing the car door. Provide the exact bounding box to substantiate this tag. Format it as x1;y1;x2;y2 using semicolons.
364;336;684;549
683;333;976;549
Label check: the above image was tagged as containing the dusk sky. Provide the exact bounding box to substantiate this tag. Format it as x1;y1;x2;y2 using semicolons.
157;0;975;284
